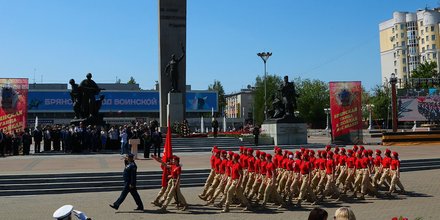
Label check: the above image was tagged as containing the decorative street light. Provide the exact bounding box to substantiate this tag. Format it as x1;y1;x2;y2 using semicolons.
257;52;272;120
390;73;398;132
324;108;330;131
366;104;375;130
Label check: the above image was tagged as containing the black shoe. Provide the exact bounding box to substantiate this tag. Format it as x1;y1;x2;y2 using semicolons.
134;207;144;211
109;204;118;210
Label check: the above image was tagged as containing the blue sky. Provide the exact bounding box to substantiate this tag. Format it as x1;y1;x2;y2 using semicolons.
0;0;438;93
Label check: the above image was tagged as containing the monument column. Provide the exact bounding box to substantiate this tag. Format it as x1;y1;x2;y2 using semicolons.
158;0;187;127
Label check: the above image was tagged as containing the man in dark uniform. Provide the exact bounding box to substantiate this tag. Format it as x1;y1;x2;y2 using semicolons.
110;153;144;211
33;126;43;153
22;128;32;155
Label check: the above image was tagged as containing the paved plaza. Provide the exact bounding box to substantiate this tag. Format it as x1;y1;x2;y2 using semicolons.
1;136;440;219
0;169;438;220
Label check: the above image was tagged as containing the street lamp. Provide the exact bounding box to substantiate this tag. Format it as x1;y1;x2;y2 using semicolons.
390;73;398;132
324;108;330;131
257;52;272;120
366;104;375;130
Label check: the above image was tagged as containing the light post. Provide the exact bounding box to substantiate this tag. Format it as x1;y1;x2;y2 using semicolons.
324;108;330;131
390;73;398;132
366;104;375;130
257;52;272;120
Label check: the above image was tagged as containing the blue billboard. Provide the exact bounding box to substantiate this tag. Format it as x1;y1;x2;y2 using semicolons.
28;90;217;113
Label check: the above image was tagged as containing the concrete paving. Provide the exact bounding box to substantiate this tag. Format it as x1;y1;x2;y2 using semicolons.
1;135;439;175
1;169;438;220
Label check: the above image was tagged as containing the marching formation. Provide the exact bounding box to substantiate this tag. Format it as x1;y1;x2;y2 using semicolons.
199;145;405;212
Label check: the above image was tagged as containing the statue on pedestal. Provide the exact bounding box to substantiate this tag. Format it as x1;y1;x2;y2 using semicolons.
69;73;105;125
268;75;299;119
164;43;185;93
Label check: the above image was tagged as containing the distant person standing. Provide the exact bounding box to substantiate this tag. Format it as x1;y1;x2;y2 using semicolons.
108;126;119;150
33;126;43;153
0;129;4;156
109;153;144;211
120;128;129;155
151;128;162;158
22;128;32;155
43;126;52;152
212;118;219;138
253;125;260;146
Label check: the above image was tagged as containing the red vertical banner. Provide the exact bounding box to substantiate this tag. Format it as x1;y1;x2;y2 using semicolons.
0;78;29;134
329;81;363;144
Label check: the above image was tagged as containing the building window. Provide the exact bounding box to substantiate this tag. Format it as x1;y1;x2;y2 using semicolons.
432;35;436;41
403;58;406;64
426;26;428;32
392;27;395;33
431;26;435;31
396;42;399;46
428;54;431;59
421;30;424;35
434;53;437;59
422;38;425;44
422;47;425;52
420;21;423;26
426;36;429;41
402;41;405;46
402;50;406;55
403;66;407;73
427;45;430;50
394;52;396;58
433;44;436;49
401;33;405;38
394;60;397;66
401;24;405;29
395;69;398;74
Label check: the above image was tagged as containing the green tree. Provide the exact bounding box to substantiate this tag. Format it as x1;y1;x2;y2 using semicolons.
208;80;226;116
253;74;283;125
411;61;438;78
127;76;137;84
295;78;329;128
370;84;391;128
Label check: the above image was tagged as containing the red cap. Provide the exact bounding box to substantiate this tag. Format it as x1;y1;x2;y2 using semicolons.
325;145;331;151
385;149;391;154
260;152;266;157
353;145;358;150
276;148;282;153
334;146;340;152
340;148;346;152
392;151;399;157
228;151;234;157
213;146;218;150
247;148;254;153
300;147;305;152
375;149;381;154
288;151;294;155
173;155;180;161
266;153;272;159
309;150;315;155
255;150;261;156
221;150;227;155
347;149;353;155
233;153;240;160
214;149;220;154
359;145;365;151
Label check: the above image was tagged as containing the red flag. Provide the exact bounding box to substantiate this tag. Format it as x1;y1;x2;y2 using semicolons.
162;116;173;163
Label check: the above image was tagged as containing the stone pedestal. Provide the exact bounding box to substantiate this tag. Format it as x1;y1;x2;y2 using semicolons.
262;119;307;145
167;92;185;125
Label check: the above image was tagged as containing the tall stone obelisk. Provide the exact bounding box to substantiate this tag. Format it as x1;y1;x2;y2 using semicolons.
158;0;186;127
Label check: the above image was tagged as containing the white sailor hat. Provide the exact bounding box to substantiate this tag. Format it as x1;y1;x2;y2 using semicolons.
53;205;73;220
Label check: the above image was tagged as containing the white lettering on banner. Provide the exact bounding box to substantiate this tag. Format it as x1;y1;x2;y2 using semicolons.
45;99;72;105
102;99;112;105
114;98;158;106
